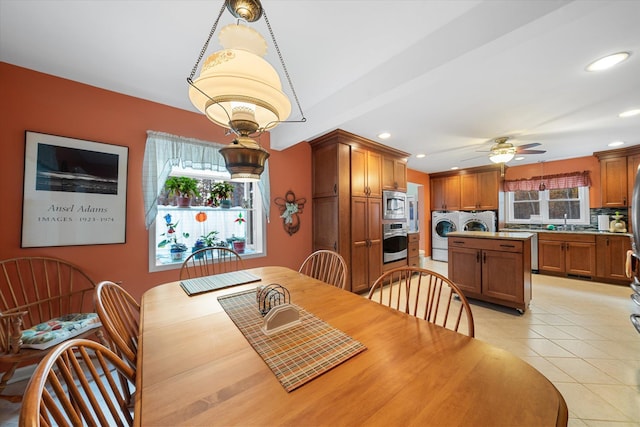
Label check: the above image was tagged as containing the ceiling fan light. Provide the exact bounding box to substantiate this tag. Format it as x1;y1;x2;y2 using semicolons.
489;151;515;164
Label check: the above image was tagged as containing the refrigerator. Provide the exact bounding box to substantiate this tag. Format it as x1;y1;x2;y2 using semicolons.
630;165;640;334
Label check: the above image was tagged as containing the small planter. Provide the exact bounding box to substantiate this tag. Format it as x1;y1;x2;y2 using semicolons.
220;199;232;209
232;240;245;254
170;247;187;261
176;196;192;208
192;243;206;259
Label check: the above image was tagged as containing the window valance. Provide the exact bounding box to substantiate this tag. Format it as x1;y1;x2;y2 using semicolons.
142;131;270;229
503;171;591;192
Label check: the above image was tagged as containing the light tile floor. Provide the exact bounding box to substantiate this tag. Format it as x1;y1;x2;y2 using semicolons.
421;258;640;427
2;259;639;426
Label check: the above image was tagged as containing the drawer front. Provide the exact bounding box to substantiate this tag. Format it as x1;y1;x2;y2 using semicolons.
538;232;595;243
408;233;419;243
448;237;523;253
408;241;419;257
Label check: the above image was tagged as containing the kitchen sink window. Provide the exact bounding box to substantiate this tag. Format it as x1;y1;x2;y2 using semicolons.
504;171;591;226
506;187;589;225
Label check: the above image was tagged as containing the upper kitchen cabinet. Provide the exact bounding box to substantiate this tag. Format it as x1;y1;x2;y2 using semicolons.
430;175;461;211
352;146;382;198
382;157;407;192
595;145;640;208
430;165;501;212
312;141;350;198
460;170;500;210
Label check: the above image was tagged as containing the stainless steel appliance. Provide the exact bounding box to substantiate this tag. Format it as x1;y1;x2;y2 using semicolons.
383;222;408;263
630;165;640;334
383;190;407;221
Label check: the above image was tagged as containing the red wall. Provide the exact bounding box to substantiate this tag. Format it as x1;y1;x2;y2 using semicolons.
0;62;312;300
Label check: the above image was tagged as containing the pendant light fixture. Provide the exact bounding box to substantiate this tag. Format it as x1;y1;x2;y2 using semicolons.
187;0;305;181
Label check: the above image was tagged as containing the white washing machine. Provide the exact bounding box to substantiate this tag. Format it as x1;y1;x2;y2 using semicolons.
459;211;496;232
432;211;460;262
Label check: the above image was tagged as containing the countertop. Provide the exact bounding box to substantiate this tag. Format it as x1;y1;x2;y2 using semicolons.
500;228;631;237
448;231;533;240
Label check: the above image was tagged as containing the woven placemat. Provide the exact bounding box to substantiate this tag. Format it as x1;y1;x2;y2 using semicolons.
180;271;261;296
218;289;366;392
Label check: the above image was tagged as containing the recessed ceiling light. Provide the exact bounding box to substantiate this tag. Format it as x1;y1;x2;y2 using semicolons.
377;132;391;139
515;156;525;161
416;153;426;158
608;141;625;147
585;52;630;71
619;109;640;118
450;166;459;170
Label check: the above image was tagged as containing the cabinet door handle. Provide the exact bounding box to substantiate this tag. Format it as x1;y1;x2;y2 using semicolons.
500;244;516;248
452;240;465;244
333;184;337;194
606;237;609;246
483;252;486;264
476;251;480;263
334;242;337;251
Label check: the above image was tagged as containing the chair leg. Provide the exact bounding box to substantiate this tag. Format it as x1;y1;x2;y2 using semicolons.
0;362;23;403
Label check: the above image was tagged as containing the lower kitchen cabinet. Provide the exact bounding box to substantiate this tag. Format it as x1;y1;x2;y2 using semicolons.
595;234;632;283
448;232;532;313
538;233;596;278
351;197;382;293
407;232;420;267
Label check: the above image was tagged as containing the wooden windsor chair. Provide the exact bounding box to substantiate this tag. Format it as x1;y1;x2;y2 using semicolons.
94;281;140;372
19;338;135;427
298;250;348;290
0;257;107;402
368;266;475;337
179;247;245;280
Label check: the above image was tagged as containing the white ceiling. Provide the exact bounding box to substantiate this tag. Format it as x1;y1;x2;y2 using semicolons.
1;0;639;173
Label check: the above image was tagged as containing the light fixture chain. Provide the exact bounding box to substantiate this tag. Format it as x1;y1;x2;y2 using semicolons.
189;2;228;81
262;10;306;121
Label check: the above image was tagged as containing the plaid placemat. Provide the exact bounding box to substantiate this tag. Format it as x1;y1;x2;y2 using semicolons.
180;271;261;296
218;289;366;392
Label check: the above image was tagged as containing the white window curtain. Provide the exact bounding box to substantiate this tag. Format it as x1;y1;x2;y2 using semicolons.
142;131;270;229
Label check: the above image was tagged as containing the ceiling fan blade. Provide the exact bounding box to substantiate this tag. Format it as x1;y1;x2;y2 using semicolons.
461;154;487;162
515;142;541;150
517;149;546;155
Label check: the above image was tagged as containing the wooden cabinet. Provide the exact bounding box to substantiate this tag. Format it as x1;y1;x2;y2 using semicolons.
538;233;596;277
460;170;499;210
382;157;407;191
407;232;420;267
595;234;632;283
448;234;532;313
600;157;628;208
351;146;382;198
430;166;501;212
310;129;409;293
351;197;383;293
430;175;461;210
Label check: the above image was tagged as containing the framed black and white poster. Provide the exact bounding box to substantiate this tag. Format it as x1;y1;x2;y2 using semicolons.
21;131;128;247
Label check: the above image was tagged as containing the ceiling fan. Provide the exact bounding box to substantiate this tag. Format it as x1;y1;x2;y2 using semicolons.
484;136;546;164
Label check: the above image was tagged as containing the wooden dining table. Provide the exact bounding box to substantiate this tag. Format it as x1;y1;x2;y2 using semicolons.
134;266;568;426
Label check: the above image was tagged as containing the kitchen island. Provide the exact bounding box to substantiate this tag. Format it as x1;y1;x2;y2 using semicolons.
448;231;533;313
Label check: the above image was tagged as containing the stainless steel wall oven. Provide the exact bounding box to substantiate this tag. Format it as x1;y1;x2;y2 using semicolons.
383;222;408;263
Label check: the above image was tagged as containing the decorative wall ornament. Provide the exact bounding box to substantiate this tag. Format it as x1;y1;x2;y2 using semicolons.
274;190;306;236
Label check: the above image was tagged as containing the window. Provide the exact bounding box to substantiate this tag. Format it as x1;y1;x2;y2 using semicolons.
143;131;270;272
505;186;590;225
149;170;265;271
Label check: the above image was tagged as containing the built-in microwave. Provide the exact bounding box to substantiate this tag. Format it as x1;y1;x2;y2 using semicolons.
383;190;407;221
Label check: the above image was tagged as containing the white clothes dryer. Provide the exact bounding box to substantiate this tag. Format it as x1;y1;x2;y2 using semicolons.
459;211;496;232
431;211;460;262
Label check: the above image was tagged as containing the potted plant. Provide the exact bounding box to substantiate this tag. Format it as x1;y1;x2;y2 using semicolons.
231;236;246;254
200;230;220;247
165;176;200;207
210;182;234;209
157;214;190;261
